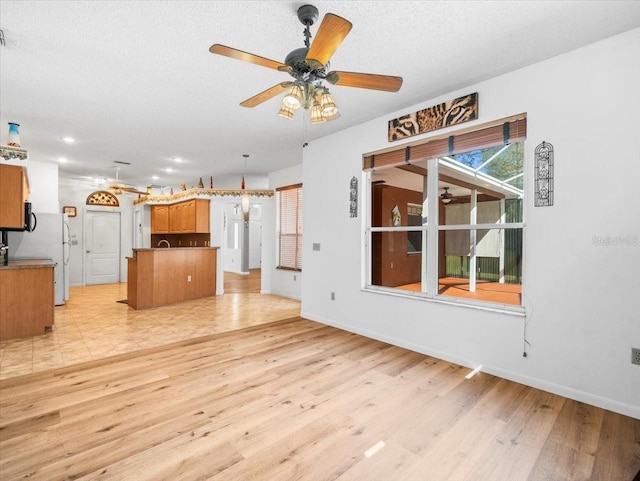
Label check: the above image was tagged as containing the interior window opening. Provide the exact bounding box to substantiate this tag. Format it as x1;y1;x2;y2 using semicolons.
367;139;524;308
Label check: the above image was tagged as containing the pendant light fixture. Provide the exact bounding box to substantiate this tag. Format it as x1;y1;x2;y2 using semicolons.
241;154;250;222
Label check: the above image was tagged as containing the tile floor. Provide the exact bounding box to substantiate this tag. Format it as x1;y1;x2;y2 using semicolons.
0;282;301;379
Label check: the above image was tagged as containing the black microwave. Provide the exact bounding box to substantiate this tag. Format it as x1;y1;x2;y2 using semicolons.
24;202;37;231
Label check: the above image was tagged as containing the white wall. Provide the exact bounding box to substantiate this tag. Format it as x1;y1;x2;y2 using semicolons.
267;164;303;300
301;28;640;418
27;160;58;213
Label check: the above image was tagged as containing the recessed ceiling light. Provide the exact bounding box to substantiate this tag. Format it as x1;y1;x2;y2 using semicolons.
164;167;173;173
151;175;159;180
61;136;75;143
173;157;182;163
58;157;68;163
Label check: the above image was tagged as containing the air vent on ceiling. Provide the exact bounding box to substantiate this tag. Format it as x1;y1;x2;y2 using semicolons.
113;160;131;165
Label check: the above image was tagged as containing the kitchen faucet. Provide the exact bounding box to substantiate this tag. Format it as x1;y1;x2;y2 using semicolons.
157;239;171;248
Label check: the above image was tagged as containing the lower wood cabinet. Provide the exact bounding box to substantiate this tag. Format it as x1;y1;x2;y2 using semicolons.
0;261;55;340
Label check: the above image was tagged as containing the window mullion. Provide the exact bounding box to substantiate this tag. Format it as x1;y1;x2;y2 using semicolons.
426;157;439;296
421;173;428;293
469;188;477;293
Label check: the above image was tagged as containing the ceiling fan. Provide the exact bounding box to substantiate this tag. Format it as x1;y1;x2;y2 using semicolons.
209;4;403;123
108;167;148;196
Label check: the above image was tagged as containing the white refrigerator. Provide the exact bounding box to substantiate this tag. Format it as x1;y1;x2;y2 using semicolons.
8;213;70;305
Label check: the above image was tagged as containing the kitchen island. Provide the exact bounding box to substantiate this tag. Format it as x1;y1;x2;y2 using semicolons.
126;247;218;310
0;258;55;340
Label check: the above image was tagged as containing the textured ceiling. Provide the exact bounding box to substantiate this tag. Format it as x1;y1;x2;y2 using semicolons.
1;1;639;190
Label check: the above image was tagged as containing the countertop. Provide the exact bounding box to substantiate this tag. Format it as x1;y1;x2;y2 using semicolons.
0;258;56;270
133;247;219;251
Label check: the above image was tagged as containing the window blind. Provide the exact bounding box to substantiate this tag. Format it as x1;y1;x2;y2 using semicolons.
363;115;527;170
277;184;303;271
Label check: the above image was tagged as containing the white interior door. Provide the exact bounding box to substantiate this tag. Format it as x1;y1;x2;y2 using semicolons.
85;210;120;285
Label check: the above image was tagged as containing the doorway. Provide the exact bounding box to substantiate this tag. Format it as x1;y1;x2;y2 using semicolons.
85;210;121;285
222;202;262;293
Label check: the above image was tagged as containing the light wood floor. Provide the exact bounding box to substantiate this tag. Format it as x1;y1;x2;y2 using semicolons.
1;317;639;480
1;271;639;480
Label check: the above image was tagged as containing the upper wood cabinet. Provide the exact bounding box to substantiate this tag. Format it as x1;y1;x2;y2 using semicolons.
150;205;169;234
151;199;209;234
0;164;29;230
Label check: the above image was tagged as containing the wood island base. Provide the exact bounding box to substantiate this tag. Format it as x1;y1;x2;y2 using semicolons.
127;247;217;310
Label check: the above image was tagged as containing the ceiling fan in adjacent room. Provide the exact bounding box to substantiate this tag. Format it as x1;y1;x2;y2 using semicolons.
209;4;403;123
108;167;148;196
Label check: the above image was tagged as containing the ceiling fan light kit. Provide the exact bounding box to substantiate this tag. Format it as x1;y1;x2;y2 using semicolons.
209;4;402;124
441;187;453;204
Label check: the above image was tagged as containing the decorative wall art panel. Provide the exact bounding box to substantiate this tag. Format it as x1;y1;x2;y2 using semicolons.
388;92;479;142
349;176;358;218
534;141;554;207
86;190;119;207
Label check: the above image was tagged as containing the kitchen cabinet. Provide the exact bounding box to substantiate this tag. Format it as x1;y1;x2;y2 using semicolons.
0;164;29;230
151;205;169;233
151;199;209;234
169;199;209;233
0;259;55;340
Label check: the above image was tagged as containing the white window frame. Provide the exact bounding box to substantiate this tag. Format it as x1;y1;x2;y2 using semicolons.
363;156;525;315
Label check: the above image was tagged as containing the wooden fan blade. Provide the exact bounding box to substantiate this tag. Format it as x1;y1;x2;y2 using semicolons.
109;183;147;196
209;44;287;71
306;14;352;68
122;187;149;196
240;82;293;108
326;71;403;92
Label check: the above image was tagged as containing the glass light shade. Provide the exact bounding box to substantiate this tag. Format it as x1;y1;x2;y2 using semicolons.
241;194;250;213
319;92;338;118
283;85;303;110
242;194;250;221
310;103;326;124
278;103;295;120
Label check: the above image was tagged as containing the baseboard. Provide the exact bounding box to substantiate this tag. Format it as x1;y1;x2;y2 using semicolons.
301;310;640;420
271;289;301;301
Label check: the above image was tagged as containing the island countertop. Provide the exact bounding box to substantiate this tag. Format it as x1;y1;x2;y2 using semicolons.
133;247;219;251
127;247;218;260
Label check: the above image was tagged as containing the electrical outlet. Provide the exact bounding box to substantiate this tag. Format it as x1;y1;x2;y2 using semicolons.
632;348;640;366
313;243;321;251
331;292;335;301
187;275;191;282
